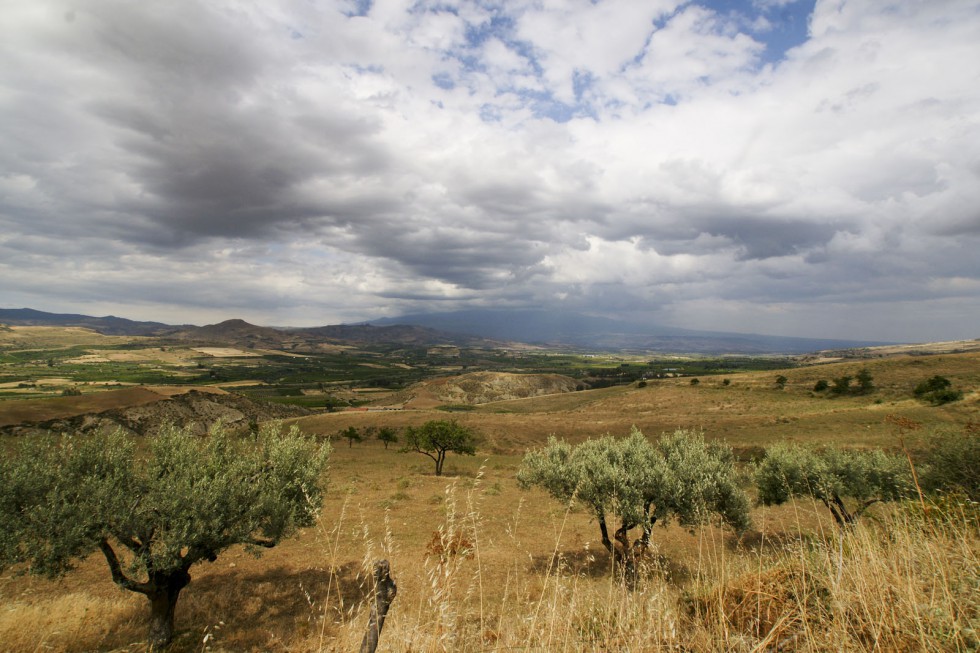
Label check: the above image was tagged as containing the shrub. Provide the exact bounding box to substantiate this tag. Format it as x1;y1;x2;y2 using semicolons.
830;376;852;395
913;376;963;405
814;379;829;392
919;426;980;501
855;368;875;394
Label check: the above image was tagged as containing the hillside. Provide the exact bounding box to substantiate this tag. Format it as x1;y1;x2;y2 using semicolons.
0;308;182;336
2;306;920;354
0;386;310;437
380;371;581;409
1;308;506;350
296;351;980;453
1;351;978;653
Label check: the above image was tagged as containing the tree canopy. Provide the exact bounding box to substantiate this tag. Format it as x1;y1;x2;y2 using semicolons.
754;443;912;528
375;426;399;449
402;419;477;475
0;424;330;650
913;375;963;405
339;425;363;447
517;428;750;579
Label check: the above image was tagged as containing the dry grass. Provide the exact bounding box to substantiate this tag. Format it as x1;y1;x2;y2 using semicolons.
295;352;979;454
0;326;142;350
2;442;976;652
1;352;977;651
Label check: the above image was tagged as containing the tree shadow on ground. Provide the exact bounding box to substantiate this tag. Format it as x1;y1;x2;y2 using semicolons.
166;560;373;652
529;548;693;586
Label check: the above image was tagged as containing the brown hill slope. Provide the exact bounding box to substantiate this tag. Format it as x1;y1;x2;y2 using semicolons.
294;351;979;453
0;386;310;436
164;319;503;351
381;371;580;409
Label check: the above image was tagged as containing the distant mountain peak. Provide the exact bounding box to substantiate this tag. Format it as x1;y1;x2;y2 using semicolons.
210;318;256;328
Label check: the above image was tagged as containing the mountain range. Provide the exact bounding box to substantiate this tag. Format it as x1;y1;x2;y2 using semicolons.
0;307;892;354
368;309;892;354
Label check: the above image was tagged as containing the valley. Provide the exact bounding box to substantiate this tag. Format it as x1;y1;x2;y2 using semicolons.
0;319;977;653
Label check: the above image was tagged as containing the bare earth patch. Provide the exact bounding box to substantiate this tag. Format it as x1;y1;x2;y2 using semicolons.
191;347;261;357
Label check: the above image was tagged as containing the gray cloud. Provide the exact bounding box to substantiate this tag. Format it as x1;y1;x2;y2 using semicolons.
0;0;978;342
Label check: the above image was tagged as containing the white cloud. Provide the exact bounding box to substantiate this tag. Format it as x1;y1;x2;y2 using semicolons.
0;0;978;341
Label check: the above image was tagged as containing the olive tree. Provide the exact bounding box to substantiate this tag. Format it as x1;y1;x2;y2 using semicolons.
919;426;980;501
339;425;363;448
755;443;912;528
517;428;750;580
375;426;399;449
0;424;330;650
402;419;477;475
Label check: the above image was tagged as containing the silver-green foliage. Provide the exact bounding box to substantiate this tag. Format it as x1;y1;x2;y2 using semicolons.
919;427;980;501
755;443;912;527
0;423;330;649
517;428;750;557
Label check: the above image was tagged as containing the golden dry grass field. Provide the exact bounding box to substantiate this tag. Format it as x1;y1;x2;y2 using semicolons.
300;351;980;454
0;352;978;652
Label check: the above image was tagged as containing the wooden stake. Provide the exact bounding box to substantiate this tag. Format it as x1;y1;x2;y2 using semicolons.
359;560;397;653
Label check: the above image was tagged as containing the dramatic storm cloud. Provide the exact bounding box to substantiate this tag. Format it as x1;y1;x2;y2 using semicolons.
1;0;978;341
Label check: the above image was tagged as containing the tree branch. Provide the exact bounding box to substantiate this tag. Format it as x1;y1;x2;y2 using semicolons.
247;536;277;549
853;498;881;521
821;497;846;528
596;508;613;553
99;539;152;596
832;495;855;525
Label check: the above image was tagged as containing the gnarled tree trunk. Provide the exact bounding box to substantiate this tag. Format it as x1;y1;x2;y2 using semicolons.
360;560;397;653
146;569;191;651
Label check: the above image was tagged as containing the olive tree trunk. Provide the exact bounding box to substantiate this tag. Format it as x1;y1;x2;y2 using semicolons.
146;569;191;651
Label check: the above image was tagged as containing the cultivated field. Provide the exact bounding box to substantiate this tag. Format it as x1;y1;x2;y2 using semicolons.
0;351;977;652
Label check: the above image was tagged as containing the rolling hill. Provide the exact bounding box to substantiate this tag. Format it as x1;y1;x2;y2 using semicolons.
2;307;909;354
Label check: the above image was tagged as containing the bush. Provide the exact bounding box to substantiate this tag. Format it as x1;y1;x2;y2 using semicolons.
913;376;963;405
830;376;852;395
814;379;829;392
919;427;980;501
855;368;874;394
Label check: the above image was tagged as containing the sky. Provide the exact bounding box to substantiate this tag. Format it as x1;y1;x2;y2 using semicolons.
1;0;979;343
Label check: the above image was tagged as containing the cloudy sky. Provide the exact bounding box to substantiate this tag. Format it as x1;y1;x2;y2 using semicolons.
1;0;979;342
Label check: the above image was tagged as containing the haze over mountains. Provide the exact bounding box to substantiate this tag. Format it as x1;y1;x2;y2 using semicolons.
0;307;894;354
